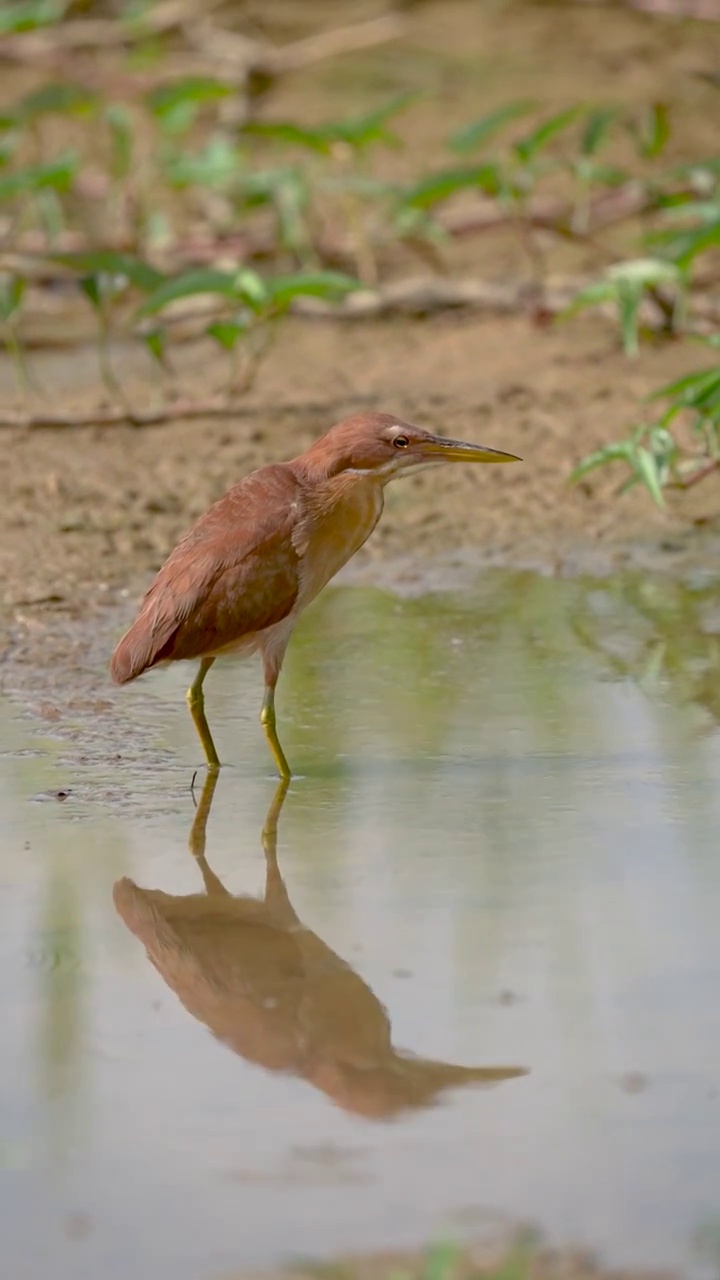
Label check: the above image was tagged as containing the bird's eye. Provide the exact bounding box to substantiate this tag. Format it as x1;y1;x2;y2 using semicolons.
393;435;409;449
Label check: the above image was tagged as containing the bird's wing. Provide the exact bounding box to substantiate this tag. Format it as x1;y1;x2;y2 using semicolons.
111;465;303;682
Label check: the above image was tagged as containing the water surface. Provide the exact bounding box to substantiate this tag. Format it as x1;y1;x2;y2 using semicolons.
2;570;720;1280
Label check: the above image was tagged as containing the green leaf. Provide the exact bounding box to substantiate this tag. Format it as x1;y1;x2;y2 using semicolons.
0;274;25;323
137;268;239;316
233;269;270;310
105;104;133;181
569;439;636;482
243;95;415;154
448;100;535;154
397;164;500;211
580;107;618;156
652;222;720;269
646;424;678;471
0;153;77;200
51;252;162;292
206;319;247;350
630;102;670;159
675;379;720;420
241;120;333;154
265;270;360;309
79;274;102;310
514;107;583;163
616;280;642;358
146;77;233;134
36;186;64;242
634;445;666;505
558;279;616;322
139;266;359;321
650;367;720;403
332;94;416;149
272;178;311;253
142;328;167;367
0;83;97;129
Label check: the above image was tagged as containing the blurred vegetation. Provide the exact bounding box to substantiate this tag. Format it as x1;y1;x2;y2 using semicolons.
1;0;720;493
306;1238;535;1280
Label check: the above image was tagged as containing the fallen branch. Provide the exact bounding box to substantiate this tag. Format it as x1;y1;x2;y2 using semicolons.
439;181;656;240
289;275;591;318
256;14;406;75
0;393;385;431
292;275;720;331
0;398;256;430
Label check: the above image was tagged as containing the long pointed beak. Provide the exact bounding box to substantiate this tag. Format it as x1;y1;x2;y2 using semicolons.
420;435;522;464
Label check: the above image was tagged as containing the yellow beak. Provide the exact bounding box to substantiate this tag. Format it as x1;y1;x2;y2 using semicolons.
421;436;522;464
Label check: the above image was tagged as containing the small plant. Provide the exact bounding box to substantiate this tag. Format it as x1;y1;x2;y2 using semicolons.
393;102;645;275
51;251;162;408
239;96;416;280
562;257;685;357
571;338;720;503
136;265;360;396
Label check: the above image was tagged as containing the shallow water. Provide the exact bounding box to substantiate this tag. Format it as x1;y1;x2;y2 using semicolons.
3;570;720;1280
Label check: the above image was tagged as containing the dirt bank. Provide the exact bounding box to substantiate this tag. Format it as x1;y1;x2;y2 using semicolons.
3;313;720;636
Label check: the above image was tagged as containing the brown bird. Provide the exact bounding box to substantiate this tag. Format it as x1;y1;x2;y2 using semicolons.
110;410;520;777
113;771;528;1119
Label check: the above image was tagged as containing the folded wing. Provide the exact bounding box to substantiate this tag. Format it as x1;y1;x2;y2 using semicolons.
110;465;303;684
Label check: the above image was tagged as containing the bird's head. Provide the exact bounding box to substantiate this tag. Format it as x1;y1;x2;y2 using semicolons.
299;411;521;483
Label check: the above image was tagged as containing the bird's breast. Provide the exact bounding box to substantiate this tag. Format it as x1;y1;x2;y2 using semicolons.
294;476;384;608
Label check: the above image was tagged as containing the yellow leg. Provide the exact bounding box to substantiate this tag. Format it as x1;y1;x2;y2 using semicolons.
260;684;291;780
261;777;297;923
261;775;290;850
187;765;232;897
186;657;220;770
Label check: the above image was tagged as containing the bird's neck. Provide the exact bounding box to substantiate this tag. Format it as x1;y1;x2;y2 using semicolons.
292;453;386;493
294;464;385;523
288;463;385;603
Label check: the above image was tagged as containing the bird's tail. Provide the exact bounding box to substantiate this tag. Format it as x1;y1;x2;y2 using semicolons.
110;622;145;684
110;597;175;684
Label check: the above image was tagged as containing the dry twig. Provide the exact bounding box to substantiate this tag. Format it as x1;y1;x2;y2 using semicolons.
0;9;405;80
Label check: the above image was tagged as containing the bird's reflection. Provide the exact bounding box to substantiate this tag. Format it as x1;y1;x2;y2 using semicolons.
113;775;528;1120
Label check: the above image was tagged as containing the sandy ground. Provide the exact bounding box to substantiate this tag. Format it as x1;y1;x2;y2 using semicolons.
3;313;720;635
